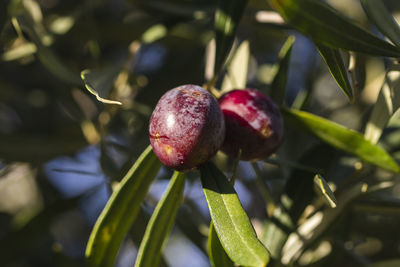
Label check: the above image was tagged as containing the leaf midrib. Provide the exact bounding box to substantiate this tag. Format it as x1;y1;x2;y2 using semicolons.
218;192;265;266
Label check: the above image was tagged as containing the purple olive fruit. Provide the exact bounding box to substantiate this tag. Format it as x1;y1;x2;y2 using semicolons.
218;89;283;161
149;84;225;171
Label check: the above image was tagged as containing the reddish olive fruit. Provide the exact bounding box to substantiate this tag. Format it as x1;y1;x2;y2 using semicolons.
218;89;283;161
149;85;225;171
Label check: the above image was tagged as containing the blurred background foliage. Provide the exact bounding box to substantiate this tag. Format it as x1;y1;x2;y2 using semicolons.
1;0;400;266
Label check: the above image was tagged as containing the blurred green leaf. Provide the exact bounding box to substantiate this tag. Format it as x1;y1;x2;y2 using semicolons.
214;0;248;77
365;67;400;144
0;132;87;163
315;42;353;102
141;24;168;44
2;42;37;61
221;40;250;92
200;162;270;267
260;206;293;259
370;259;400;267
0;196;80;263
270;35;295;105
14;14;81;85
135;171;185;267
86;146;162;267
208;222;234;267
313;174;337;208
281;180;394;264
361;0;400;47
283;108;400;173
269;0;400;57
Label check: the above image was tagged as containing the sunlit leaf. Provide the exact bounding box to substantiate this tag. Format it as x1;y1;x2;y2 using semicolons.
86;146;162;267
313;174;337;208
283;108;400;173
81;67;123;106
361;0;400;47
270;35;295;105
49;15;75;35
315;42;353;102
135;171;186;267
282;180;393;264
200;162;270;267
221;40;250;92
208;222;234;267
269;0;400;57
141;24;168;44
1;42;37;61
214;0;248;77
365;67;400;144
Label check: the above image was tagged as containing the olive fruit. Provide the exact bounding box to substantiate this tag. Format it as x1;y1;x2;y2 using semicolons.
149;84;225;171
218;89;283;161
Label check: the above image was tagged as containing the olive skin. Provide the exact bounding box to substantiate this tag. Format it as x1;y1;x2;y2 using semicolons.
218;89;283;161
149;85;225;171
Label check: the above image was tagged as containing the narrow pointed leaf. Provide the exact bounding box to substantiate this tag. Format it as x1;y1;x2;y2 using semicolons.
200;162;270;267
135;171;186;267
86;146;162;267
81;69;123;105
313;174;337;208
315;42;353;101
208;222;234;267
271;35;295;105
214;0;248;76
269;0;400;57
365;67;400;144
361;0;400;47
283;108;400;173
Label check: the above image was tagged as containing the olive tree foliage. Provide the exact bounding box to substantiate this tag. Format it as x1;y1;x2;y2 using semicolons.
1;0;400;266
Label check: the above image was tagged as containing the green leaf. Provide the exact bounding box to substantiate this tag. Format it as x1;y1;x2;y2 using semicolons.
14;14;81;85
365;67;400;144
85;146;162;267
214;0;248;77
260;206;293;259
81;65;124;105
283;108;400;173
270;35;295;105
200;162;270;267
313;174;337;208
269;0;400;57
281;180;393;264
221;40;250;92
315;42;353;102
361;0;400;47
208;222;234;267
135;171;186;267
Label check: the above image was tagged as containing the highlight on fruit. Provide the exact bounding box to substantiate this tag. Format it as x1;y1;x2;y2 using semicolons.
149;84;225;171
218;88;283;161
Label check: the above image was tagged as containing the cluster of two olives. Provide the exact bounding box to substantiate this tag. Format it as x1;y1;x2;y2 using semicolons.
149;84;284;171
